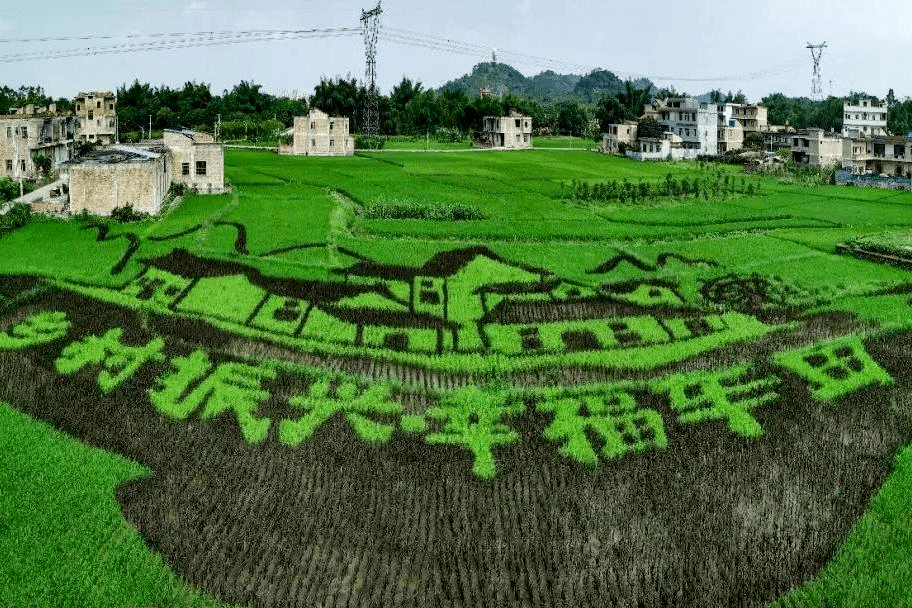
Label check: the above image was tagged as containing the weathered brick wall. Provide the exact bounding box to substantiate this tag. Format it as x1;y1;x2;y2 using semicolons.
74;92;116;144
290;112;354;156
0;116;75;178
168;139;225;192
69;155;167;216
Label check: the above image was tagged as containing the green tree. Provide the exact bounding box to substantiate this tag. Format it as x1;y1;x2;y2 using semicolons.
637;117;663;139
30;153;51;177
595;93;625;133
617;80;652;120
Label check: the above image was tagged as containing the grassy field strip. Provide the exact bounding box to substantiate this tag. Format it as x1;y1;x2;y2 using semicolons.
0;401;234;608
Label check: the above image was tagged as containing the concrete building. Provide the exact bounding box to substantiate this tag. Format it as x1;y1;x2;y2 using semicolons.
282;109;354;156
600;120;638;153
842;99;888;138
74;91;117;145
68;145;169;216
842;134;912;177
789;128;842;167
0;104;75;180
478;112;532;149
642;97;717;156
164;129;224;193
762;126;797;152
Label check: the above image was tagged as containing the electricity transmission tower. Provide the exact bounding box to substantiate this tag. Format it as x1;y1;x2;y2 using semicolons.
360;2;382;137
806;42;826;100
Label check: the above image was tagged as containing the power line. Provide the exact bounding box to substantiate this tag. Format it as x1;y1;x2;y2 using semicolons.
0;28;360;64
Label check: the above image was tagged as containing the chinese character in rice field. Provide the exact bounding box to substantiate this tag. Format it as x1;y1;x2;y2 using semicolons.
149;350;277;444
653;364;779;438
424;386;524;479
55;328;165;394
536;389;667;465
774;336;892;402
279;377;402;446
0;311;70;350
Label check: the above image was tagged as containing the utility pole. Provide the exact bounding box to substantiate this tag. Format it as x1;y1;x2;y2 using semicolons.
216;114;221;141
148;114;152;140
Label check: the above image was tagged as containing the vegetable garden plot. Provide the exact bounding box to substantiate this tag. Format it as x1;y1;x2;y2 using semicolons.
3;274;912;608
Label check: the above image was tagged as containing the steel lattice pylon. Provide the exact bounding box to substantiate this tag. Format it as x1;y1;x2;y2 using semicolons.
806;42;827;101
361;2;382;137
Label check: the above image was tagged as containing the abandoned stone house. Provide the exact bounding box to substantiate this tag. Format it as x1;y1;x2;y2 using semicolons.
67;146;169;216
74;91;117;145
478;112;532;149
0;104;75;180
63;129;224;216
164;129;225;193
842;99;888;138
842;134;912;177
281;109;354;156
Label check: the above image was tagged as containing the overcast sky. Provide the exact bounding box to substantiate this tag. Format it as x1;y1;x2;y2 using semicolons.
2;0;909;103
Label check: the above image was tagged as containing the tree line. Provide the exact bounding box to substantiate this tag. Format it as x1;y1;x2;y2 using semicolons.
6;77;912;141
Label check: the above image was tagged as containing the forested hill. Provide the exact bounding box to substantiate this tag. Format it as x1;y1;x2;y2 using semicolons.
438;62;653;103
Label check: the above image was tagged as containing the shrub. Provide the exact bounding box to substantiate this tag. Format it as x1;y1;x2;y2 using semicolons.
0;203;31;237
355;135;385;150
110;203;150;223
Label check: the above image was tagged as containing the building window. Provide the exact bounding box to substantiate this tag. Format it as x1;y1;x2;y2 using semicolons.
196;161;207;176
311;138;315;147
19;159;25;171
89;134;95;140
329;139;334;147
4;160;10;172
5;126;10;138
96;101;101;109
310;122;315;130
182;162;190;176
76;104;80;111
523;134;529;143
329;122;334;131
88;110;93;120
21;127;27;139
109;103;114;110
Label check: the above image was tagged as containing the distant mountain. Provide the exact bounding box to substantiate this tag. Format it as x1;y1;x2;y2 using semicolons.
438;62;653;104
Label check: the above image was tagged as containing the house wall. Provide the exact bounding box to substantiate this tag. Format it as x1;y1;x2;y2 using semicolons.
164;131;225;192
69;155;168;216
74;91;117;144
0;115;75;179
481;114;532;149
601;123;637;153
842;99;888;137
288;110;354;156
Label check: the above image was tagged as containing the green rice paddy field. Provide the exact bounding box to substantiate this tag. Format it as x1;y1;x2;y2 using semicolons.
3;147;912;607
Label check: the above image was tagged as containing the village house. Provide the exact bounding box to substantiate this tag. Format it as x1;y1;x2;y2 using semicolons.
641;97;717;157
600;120;638;153
762;125;797;152
281;108;354;156
164;129;225;193
74;91;117;145
0;104;76;180
61;129;224;216
67;145;169;216
842;99;888;138
789;128;842;167
477;111;532;149
841;133;912;178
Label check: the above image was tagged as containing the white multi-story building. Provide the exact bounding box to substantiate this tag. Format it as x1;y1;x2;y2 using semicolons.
641;97;717;157
842;99;888;138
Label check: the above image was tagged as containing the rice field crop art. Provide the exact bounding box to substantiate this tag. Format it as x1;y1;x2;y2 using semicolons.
7;149;912;608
